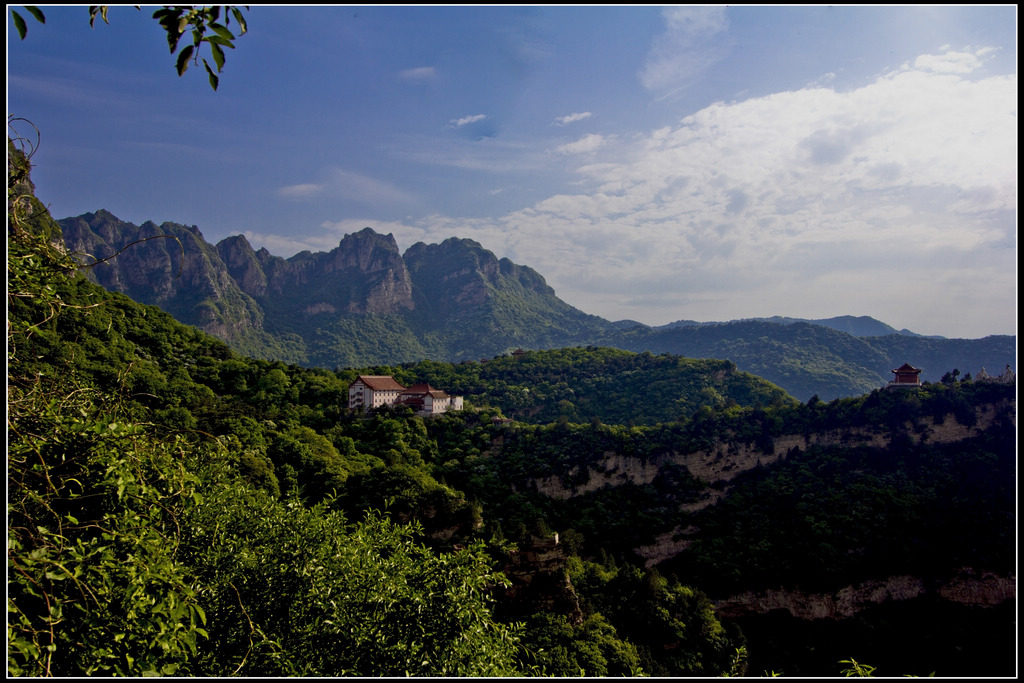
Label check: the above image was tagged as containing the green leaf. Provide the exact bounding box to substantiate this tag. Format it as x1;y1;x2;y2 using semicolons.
204;60;219;91
88;5;109;27
209;21;235;41
205;34;234;48
24;6;45;24
12;11;28;40
155;9;184;53
231;7;248;34
209;42;226;71
176;45;194;76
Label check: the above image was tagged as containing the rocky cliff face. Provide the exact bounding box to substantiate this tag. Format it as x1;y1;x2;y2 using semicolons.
714;569;1015;619
526;397;1016;592
58;212;603;363
535;396;1016;622
216;234;268;298
533;400;1014;507
404;237;553;315
220;228;416;316
493;534;584;625
60;211;265;339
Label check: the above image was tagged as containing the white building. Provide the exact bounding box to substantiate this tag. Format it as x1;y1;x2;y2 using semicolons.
348;375;407;411
348;376;463;416
397;383;464;415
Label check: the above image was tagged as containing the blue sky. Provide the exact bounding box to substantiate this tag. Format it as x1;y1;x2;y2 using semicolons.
7;5;1017;339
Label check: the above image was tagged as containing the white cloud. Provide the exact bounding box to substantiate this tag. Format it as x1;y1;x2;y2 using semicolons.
640;6;730;95
554;112;593;125
399;66;436;81
499;50;1015;335
277;168;417;205
449;113;487;128
912;49;986;74
555;134;608;155
323;168;418;205
277;183;324;199
806;72;837;89
255;49;1015;337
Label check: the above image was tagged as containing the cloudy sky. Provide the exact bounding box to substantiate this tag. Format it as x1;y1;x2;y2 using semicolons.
8;5;1017;338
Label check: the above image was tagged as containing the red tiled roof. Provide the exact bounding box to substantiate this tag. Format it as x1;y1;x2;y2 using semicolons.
402;383;449;398
353;375;407;391
892;363;921;373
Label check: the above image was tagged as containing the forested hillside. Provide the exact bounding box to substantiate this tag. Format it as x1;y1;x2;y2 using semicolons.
377;346;795;426
9;140;1016;677
606;319;1015;401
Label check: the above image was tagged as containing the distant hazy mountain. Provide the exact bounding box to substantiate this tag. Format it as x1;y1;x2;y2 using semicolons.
59;213;1015;401
601;320;1014;401
656;315;918;338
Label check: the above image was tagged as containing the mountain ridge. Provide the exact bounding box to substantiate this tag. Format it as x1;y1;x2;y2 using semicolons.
652;315;931;338
58;211;1015;401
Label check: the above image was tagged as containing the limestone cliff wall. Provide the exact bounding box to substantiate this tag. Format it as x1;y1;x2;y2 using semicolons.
530;400;1014;592
714;569;1015;619
533;401;1012;505
494;535;584;624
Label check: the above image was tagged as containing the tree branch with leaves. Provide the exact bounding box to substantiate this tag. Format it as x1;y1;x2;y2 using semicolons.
10;5;249;90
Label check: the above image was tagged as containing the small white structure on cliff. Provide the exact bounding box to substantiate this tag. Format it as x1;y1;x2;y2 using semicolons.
348;375;463;416
975;365;1015;384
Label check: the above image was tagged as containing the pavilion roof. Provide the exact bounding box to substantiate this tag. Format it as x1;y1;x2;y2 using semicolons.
354;375;407;391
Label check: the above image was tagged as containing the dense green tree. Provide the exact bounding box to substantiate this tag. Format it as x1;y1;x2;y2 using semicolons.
564;557;742;677
521;612;643;676
180;485;524;676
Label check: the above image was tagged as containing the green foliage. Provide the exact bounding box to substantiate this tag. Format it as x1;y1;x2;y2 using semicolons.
7;384;210;676
9;6;44;39
521;612;644;677
8;132;527;677
335;464;482;542
180;486;524;676
392;346;794;427
840;658;878;677
151;6;248;90
306;313;437;368
11;6;249;90
8;141;208;675
563;557;743;677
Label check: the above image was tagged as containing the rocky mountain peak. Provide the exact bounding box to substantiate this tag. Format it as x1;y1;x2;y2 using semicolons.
331;228;404;274
217;234;268;298
404;237;510;312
